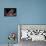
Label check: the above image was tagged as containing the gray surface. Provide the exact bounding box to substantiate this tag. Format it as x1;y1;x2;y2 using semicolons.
32;41;46;46
0;41;46;46
0;44;18;46
19;40;46;46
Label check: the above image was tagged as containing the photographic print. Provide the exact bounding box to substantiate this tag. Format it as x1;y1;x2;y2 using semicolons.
4;8;16;16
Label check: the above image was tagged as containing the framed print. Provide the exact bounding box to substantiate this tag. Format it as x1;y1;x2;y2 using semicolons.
4;8;16;16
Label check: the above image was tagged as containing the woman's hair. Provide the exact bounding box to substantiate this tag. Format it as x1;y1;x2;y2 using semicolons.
6;8;16;13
